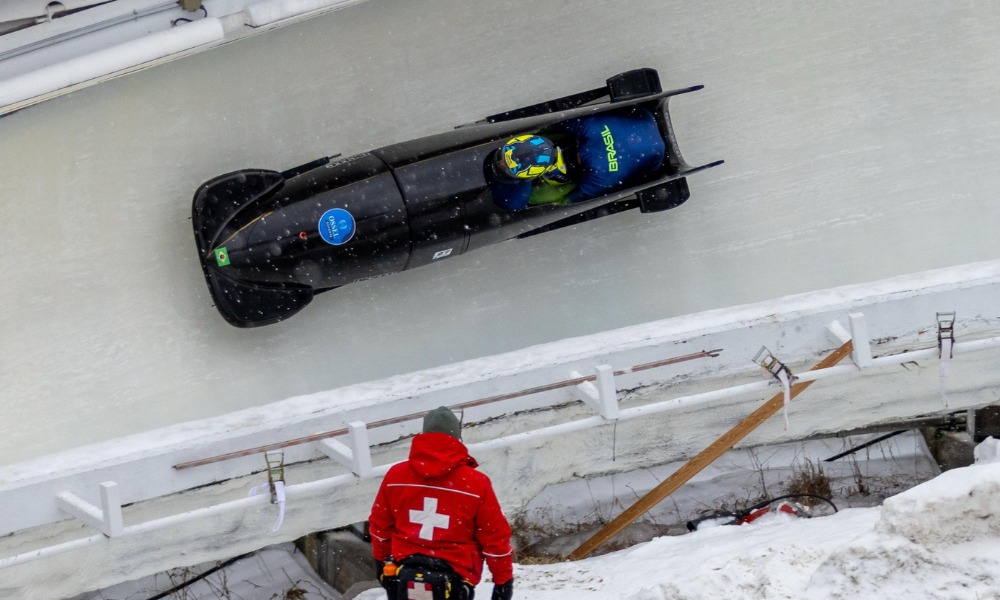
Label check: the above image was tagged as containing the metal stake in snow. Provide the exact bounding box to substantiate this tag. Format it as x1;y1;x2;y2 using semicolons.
938;312;956;408
248;451;286;532
754;347;796;431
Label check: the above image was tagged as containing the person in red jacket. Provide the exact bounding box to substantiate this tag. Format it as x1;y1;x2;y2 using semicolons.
369;407;514;600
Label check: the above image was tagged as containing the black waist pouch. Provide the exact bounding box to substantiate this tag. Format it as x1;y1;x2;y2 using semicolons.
396;554;468;600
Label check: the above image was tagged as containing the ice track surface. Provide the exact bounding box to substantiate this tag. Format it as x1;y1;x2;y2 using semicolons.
1;0;999;466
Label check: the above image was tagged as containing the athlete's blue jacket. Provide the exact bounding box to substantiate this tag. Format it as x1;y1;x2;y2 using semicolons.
560;106;665;202
487;107;665;210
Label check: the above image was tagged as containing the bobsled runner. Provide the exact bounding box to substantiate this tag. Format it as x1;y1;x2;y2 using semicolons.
191;68;723;327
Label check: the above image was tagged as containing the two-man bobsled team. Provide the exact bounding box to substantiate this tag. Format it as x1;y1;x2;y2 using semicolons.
191;68;722;328
188;68;722;599
485;105;667;210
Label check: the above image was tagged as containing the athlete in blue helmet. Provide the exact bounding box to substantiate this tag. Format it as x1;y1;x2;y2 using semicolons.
486;106;666;211
489;134;560;182
487;134;572;210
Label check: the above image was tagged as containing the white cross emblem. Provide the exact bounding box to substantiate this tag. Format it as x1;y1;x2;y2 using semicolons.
407;581;434;600
409;497;450;540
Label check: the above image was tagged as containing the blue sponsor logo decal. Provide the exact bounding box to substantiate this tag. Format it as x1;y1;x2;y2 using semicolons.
318;208;356;245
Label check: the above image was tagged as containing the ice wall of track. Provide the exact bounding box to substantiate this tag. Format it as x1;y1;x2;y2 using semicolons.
1;0;1000;465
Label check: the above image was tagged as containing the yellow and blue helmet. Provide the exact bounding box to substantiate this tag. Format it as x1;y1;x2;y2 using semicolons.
539;146;571;185
492;135;559;182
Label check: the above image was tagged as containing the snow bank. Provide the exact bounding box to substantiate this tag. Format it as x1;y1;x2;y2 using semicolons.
808;535;999;600
876;459;1000;545
976;437;1000;464
469;457;1000;599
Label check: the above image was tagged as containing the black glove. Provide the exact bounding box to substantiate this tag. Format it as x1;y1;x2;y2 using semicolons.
491;578;513;600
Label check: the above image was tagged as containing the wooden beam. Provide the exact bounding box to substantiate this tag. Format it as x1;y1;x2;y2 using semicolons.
567;341;854;560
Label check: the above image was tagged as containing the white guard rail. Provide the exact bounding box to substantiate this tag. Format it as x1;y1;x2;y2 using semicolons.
0;0;373;114
4;260;1000;571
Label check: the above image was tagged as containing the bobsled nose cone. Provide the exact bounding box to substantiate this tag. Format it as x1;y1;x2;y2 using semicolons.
204;266;315;328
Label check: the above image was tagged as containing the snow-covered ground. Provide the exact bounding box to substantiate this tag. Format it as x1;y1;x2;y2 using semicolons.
508;439;1000;600
356;439;1000;600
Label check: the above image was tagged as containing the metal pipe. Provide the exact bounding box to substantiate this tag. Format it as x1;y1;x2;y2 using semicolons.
0;1;182;63
822;430;909;462
0;18;224;107
872;348;938;366
954;336;1000;355
467;416;606;452
0;533;105;569
618;380;774;420
173;350;720;470
789;364;858;383
793;335;1000;383
800;414;966;442
0;465;402;569
478;336;1000;446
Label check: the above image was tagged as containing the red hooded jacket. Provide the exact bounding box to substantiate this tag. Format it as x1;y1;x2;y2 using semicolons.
369;433;513;585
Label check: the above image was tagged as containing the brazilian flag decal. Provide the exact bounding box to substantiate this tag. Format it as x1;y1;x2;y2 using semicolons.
215;247;230;266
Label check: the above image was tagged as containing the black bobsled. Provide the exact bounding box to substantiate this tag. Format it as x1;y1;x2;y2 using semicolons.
192;68;723;327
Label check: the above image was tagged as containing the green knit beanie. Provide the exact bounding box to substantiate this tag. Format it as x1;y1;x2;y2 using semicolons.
422;406;462;440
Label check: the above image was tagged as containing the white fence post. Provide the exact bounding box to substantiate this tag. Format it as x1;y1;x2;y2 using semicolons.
100;482;124;537
594;364;619;420
571;365;618;419
56;482;123;537
318;421;373;477
848;313;873;369
347;421;372;477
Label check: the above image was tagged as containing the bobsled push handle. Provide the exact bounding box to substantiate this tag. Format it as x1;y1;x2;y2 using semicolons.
637;178;689;213
607;68;662;102
635;159;724;213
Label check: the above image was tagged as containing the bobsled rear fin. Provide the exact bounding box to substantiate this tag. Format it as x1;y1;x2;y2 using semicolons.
205;268;314;328
677;159;726;177
191;169;284;253
651;90;706;174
